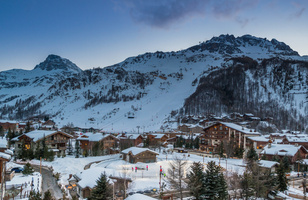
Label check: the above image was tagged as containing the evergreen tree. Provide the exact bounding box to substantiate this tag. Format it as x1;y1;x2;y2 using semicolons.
218;141;225;158
194;137;199;149
282;156;290;172
88;172;113;200
29;190;41;200
188;162;204;200
92;142;100;156
22;162;34;175
240;172;254;200
67;139;73;155
25;121;31;133
75;140;80;158
276;161;288;192
0;126;4;137
43;190;52;200
246;146;258;167
202;161;227;199
234;145;244;158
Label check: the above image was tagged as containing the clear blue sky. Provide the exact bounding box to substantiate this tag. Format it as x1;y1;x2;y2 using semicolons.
0;0;307;71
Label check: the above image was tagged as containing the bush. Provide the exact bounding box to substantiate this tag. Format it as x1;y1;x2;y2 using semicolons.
22;162;34;175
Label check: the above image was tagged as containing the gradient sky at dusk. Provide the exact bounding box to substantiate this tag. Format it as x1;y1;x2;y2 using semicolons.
0;0;307;71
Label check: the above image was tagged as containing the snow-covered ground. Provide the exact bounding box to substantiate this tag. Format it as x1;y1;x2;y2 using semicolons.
5;150;308;199
5;162;42;199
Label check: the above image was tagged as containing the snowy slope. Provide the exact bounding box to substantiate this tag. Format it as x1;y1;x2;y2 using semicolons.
0;34;307;132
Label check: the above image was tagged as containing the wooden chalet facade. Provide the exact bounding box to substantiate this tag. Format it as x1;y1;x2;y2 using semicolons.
200;122;260;153
260;144;308;164
121;147;158;163
0;121;18;132
12;130;73;155
146;134;168;146
77;133;119;155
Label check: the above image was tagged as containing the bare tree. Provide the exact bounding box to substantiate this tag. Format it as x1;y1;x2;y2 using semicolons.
228;171;241;199
167;156;188;200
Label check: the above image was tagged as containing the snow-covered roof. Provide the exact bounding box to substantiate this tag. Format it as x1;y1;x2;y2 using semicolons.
0;152;11;160
125;194;157;200
259;160;279;168
0;120;18;124
121;147;158;156
77;133;117;142
261;144;306;157
0;137;8;148
220;122;260;135
247;136;270;142
152;134;166;139
12;130;72;142
285;135;308;142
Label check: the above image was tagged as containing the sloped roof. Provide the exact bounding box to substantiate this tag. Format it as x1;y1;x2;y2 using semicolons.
125;194;157;200
0;152;11;160
0;137;8;148
121;147;158;156
77;133;118;142
247;136;270;142
12;130;72;142
220;122;260;135
259;160;279;168
261;144;306;157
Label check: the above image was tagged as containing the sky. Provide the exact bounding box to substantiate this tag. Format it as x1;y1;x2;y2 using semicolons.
0;0;307;71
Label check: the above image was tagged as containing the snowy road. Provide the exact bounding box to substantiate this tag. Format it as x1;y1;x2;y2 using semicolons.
32;165;63;199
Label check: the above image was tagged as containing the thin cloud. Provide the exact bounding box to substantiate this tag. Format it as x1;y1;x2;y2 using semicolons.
121;0;259;28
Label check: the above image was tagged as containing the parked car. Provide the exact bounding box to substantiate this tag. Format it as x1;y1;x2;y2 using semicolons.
11;167;24;173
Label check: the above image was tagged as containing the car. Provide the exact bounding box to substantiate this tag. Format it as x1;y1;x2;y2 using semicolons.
11;167;24;173
128;192;135;196
144;190;152;194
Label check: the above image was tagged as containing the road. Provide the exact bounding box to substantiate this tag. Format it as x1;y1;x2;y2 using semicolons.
32;165;63;199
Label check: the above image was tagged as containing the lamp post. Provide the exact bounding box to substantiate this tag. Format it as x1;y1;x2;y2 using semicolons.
112;179;116;200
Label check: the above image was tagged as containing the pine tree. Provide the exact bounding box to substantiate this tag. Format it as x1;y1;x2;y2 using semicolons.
0;126;4;137
276;161;288;192
23;162;34;175
25;121;31;133
218;141;225;158
67;139;73;155
88;172;113;200
282;156;290;172
75;140;80;158
43;190;52;200
246;146;258;168
202;161;227;199
240;172;254;200
29;190;41;200
188;162;204;200
194;137;199;149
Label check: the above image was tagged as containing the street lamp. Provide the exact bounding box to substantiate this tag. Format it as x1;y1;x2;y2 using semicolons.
112;179;117;200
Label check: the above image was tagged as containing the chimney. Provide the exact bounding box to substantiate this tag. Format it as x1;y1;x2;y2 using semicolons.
268;143;271;148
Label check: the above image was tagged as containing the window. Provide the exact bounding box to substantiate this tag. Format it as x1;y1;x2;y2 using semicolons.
220;126;223;130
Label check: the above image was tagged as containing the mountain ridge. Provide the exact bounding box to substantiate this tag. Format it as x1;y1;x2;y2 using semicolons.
0;34;307;133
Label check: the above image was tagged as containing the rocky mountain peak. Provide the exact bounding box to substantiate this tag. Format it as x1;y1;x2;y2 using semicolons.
187;34;299;56
34;54;82;73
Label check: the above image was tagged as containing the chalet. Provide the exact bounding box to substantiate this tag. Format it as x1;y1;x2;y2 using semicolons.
77;133;119;155
178;124;190;133
118;134;144;149
146;133;168;147
41;120;57;130
259;160;279;173
246;136;272;154
199;122;260;153
260;144;308;164
121;147;158;163
12;130;73;156
0;120;19;132
281;135;308;149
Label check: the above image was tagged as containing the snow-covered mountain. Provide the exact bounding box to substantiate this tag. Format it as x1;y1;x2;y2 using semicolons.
0;34;307;133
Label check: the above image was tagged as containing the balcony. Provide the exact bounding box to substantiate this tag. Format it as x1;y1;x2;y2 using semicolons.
47;140;67;144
